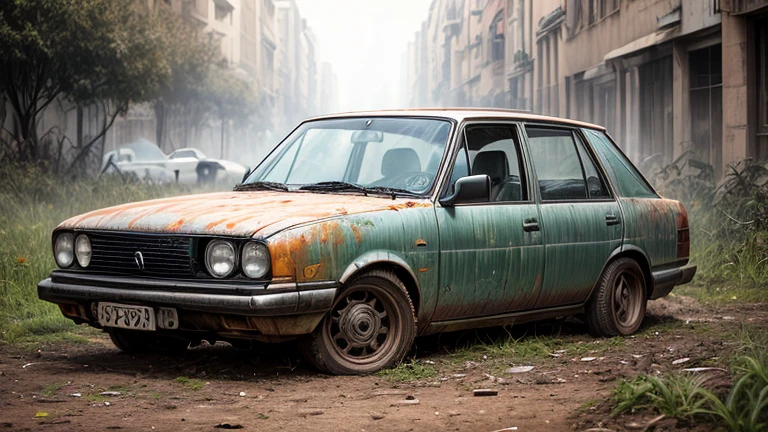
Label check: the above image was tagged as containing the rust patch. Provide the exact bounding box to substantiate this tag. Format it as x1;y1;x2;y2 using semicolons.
350;225;363;244
303;263;322;279
166;219;184;232
418;267;429;273
414;238;427;247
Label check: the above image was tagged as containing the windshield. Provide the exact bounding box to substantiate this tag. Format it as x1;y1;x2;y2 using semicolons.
244;117;452;195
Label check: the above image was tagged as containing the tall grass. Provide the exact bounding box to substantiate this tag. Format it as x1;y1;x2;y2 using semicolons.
0;163;192;343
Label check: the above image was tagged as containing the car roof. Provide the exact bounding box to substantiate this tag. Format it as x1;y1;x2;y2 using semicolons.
306;108;606;131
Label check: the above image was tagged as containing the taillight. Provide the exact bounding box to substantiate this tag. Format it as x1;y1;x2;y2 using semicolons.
676;203;690;259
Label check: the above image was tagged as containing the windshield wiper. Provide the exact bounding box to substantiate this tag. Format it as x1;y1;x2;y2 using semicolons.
299;182;422;199
298;181;369;194
364;186;422;199
234;181;289;192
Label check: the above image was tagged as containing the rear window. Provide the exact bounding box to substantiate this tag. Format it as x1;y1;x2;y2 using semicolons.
582;129;657;198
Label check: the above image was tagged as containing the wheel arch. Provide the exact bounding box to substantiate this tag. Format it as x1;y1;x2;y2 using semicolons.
587;245;654;302
338;251;422;318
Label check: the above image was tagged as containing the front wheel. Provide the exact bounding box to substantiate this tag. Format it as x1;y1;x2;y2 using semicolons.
586;257;647;337
299;270;416;375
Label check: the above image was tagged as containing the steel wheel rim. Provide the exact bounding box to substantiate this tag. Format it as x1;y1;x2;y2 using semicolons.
613;271;642;328
325;286;397;365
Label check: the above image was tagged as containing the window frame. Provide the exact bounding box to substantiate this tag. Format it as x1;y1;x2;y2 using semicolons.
437;120;535;207
521;122;617;204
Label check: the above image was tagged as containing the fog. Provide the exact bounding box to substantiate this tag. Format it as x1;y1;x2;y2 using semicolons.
296;0;432;112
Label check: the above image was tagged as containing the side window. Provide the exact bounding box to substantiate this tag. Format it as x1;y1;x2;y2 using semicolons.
582;129;657;198
574;133;611;199
465;125;527;202
526;126;587;201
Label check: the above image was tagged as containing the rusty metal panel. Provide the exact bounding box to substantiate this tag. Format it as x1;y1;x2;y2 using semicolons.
534;201;622;308
618;197;681;268
433;203;544;321
57;191;430;238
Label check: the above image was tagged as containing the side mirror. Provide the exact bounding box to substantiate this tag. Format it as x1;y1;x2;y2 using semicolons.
439;175;491;206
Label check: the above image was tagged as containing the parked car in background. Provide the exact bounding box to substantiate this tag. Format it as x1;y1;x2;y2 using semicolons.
167;147;248;185
102;140;248;186
40;109;696;375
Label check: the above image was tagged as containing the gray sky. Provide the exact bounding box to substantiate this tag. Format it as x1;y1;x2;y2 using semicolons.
295;0;433;112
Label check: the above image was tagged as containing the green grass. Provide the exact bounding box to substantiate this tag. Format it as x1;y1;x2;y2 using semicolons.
0;163;193;344
610;329;768;431
41;383;63;397
174;376;206;391
377;360;437;382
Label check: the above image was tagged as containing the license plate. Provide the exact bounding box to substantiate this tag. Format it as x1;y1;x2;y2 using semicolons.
98;302;156;331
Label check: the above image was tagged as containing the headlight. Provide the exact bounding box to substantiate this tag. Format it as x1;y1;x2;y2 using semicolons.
75;234;92;268
54;232;74;268
241;242;270;279
205;240;236;278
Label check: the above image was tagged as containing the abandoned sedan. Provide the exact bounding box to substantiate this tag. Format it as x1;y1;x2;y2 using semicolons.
39;109;696;375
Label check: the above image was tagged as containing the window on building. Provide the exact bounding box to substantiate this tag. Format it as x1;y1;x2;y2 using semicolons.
489;11;505;63
536;32;559;116
689;44;723;169
588;0;620;25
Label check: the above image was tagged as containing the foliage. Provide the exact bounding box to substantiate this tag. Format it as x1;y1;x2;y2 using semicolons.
377;360;437;382
0;0;176;165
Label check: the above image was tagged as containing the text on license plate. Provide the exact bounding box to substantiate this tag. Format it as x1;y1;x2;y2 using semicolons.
98;302;156;331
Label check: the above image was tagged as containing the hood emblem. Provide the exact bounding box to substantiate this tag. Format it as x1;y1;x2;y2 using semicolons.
134;251;145;270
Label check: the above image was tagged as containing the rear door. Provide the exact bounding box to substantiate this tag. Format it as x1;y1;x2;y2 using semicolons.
523;125;622;308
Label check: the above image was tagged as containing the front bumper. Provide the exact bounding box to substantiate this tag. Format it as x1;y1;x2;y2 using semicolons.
38;271;338;317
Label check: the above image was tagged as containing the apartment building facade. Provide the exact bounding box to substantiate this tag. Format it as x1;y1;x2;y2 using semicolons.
404;0;768;176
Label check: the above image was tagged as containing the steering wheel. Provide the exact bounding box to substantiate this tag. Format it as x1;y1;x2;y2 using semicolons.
378;171;435;192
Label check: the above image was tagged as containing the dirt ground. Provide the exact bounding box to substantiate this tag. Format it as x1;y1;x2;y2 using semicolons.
1;297;765;432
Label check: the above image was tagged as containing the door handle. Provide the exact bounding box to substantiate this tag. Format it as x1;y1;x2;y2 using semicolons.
605;214;621;226
523;218;540;232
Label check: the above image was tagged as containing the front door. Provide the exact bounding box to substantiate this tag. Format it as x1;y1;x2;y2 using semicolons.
523;125;622;308
433;123;545;321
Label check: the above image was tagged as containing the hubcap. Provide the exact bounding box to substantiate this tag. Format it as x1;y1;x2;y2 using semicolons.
329;289;391;360
614;272;639;327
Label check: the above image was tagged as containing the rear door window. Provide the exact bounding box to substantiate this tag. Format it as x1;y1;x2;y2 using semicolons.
582;129;657;198
525;126;587;201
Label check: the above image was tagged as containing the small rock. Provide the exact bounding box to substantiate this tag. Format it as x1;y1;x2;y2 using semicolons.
100;391;121;396
370;413;385;420
505;366;534;374
473;389;498;397
238;392;246;397
70;393;82;398
104;402;111;407
580;357;597;362
423;360;436;365
214;424;244;430
452;374;466;378
434;411;439;416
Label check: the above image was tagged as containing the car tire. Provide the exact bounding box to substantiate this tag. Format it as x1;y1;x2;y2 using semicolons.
107;328;190;354
298;269;416;375
586;257;647;337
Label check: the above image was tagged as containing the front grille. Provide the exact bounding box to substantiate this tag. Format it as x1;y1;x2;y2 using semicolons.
88;232;193;278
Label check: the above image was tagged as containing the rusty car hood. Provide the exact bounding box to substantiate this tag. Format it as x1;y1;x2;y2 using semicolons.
58;191;432;238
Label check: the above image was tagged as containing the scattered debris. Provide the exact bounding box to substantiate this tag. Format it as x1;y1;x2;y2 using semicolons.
100;391;121;396
370;413;385;420
423;360;436;365
473;389;498;397
671;358;690;365
214;424;244;429
580;357;597;362
22;363;37;369
34;412;49;418
70;393;82;398
682;367;728;373
238;392;246;397
452;374;466;379
505;366;534;374
489;428;518;432
391;399;420;406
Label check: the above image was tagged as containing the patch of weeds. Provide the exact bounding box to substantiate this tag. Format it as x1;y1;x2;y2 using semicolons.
150;391;161;400
256;413;269;420
174;376;206;391
86;394;107;403
377;360;437;382
578;398;599;412
41;383;62;397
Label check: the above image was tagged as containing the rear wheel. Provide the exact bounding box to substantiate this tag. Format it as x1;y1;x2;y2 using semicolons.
107;328;190;354
586;257;647;337
299;270;416;375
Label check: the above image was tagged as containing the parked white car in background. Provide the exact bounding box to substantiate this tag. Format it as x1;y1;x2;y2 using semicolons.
101;140;248;186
